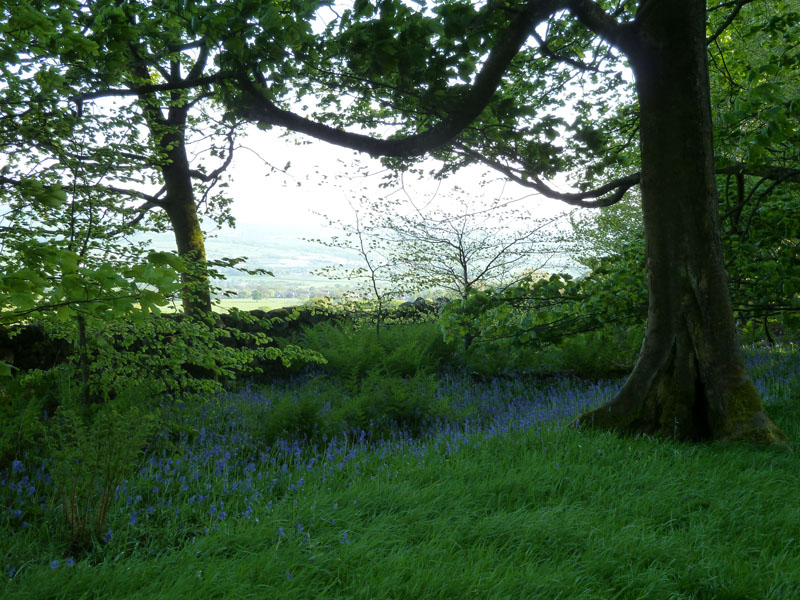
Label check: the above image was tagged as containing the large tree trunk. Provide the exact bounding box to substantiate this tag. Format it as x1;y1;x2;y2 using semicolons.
576;1;786;444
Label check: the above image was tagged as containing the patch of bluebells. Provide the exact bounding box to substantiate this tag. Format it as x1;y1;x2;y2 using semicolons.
2;345;798;576
2;454;49;536
744;343;800;406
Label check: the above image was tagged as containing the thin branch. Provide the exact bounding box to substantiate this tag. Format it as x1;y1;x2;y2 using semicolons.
72;73;224;103
452;143;640;207
707;0;756;46
531;29;602;72
0;175;165;205
105;201;161;237
188;125;237;183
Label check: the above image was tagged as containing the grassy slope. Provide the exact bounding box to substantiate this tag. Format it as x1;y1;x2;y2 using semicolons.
6;427;800;598
3;345;799;599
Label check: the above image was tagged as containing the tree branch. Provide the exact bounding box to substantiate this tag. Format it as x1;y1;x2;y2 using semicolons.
72;73;224;103
531;28;603;72
452;142;640;207
238;0;565;158
717;162;800;184
565;0;632;51
188;125;237;183
707;0;757;46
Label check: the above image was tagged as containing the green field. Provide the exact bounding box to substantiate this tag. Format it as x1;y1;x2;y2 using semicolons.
214;297;304;312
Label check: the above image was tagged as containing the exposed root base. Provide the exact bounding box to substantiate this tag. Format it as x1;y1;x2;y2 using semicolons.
575;398;789;448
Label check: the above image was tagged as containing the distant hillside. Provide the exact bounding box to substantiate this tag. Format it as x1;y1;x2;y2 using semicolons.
137;221;580;302
140;222;359;275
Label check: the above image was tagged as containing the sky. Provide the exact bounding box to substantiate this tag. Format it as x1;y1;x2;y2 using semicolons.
216;124;576;238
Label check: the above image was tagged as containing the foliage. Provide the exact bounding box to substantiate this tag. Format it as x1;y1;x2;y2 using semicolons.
0;380;50;470
246;372;447;446
0;0;256;315
45;395;159;552
59;308;325;402
709;0;800;337
438;260;646;370
710;0;800;169
298;320;455;387
1;344;798;597
563;173;800;344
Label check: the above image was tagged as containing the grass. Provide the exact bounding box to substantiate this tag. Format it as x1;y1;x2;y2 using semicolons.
2;344;799;599
215;297;301;312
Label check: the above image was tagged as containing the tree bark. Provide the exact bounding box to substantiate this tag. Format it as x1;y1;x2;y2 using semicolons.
163;188;212;316
142;102;213;316
161;134;212;315
576;0;786;444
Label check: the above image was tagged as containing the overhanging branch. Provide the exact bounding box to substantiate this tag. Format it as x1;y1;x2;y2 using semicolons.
239;0;565;158
717;162;800;184
452;143;640;207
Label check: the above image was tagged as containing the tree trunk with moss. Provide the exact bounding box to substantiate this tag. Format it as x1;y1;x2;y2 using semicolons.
576;1;786;444
161;139;212;316
143;99;213;316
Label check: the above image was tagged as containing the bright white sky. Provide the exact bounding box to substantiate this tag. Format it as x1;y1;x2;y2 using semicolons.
218;124;575;237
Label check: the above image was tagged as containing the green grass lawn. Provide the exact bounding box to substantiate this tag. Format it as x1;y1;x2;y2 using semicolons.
3;345;799;599
215;297;303;312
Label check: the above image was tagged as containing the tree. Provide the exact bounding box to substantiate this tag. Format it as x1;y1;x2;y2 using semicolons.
230;0;791;443
567;0;800;343
0;2;320;393
14;1;793;442
59;2;246;314
379;182;565;300
1;1;279;315
0;2;184;382
313;196;412;337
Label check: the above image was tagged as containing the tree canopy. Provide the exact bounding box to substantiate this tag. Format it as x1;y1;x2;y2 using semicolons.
2;0;798;443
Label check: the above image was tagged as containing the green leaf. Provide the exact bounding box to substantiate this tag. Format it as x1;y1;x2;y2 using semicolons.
0;361;15;377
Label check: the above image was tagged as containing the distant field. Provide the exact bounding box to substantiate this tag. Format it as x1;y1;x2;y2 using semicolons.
214;297;303;312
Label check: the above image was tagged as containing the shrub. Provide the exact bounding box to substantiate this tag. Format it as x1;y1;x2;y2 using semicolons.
46;393;158;552
299;321;456;386
0;367;75;469
330;372;448;439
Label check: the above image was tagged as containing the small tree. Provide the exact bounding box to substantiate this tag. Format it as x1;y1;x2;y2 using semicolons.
312;196;412;337
369;180;568;300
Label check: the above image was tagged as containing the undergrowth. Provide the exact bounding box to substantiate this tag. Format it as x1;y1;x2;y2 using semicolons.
1;325;798;599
